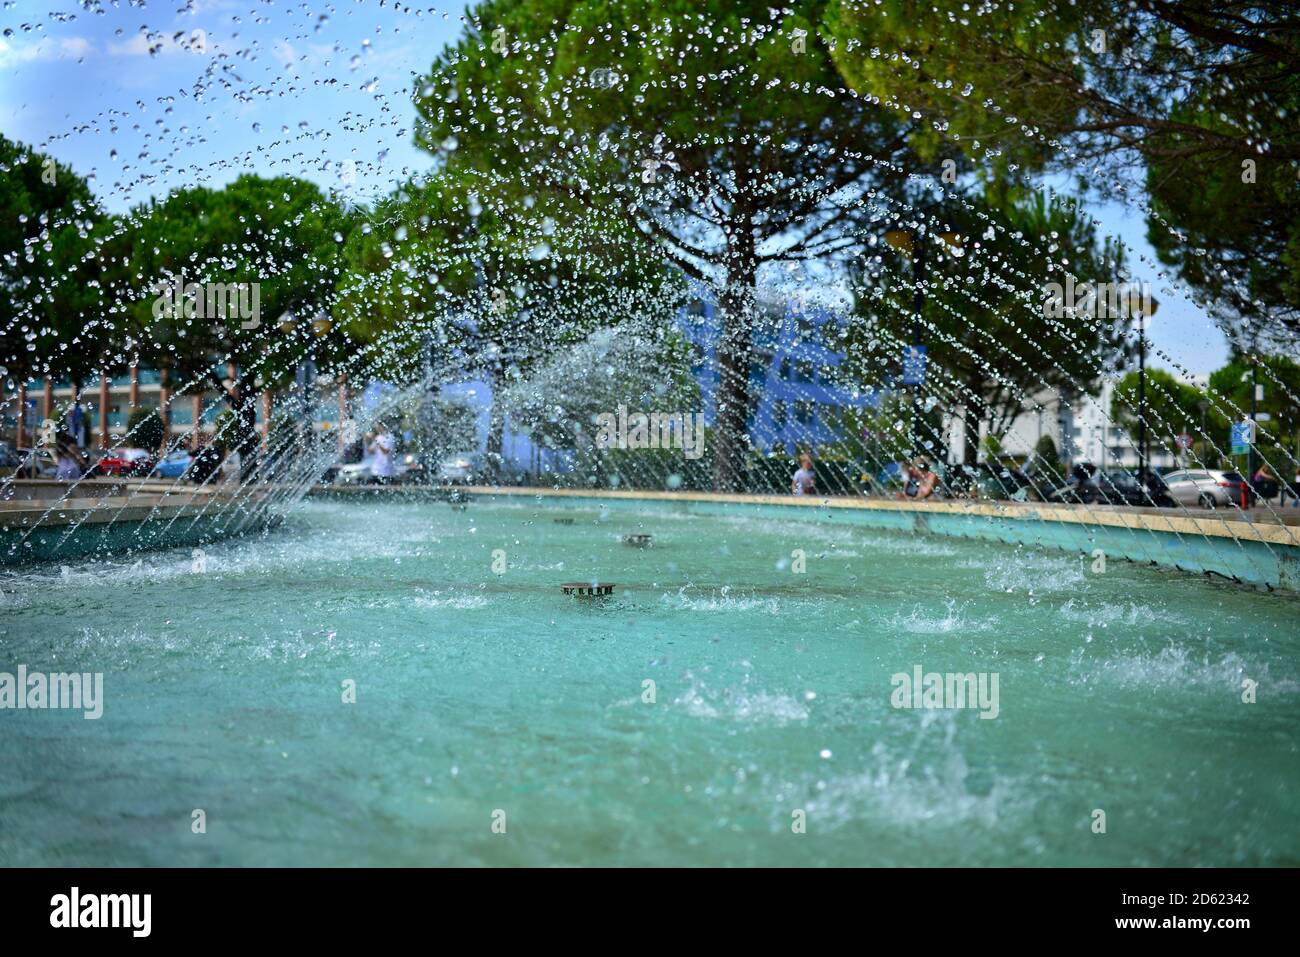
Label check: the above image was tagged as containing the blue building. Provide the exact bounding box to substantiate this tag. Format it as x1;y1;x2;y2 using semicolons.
677;290;874;456
429;288;876;474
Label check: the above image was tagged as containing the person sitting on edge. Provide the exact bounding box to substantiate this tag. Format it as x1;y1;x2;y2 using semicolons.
897;457;938;500
1252;463;1278;504
791;452;816;495
54;432;86;481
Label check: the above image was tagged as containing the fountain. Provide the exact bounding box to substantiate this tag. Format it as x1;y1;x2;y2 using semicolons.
0;0;1296;869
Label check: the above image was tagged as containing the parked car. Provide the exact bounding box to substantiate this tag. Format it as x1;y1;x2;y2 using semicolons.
92;447;154;477
398;452;425;483
334;456;379;485
1162;468;1256;509
1093;470;1175;508
152;449;194;479
7;447;59;478
1044;464;1108;505
438;452;480;485
942;463;1036;501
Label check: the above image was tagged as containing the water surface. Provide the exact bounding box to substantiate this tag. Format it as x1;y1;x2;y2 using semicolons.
1;498;1297;866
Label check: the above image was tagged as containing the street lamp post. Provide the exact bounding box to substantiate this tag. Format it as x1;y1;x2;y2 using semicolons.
1129;290;1158;478
1196;399;1209;463
1249;354;1258;483
1137;321;1146;475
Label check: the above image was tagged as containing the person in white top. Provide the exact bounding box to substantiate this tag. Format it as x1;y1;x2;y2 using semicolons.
368;423;396;483
791;452;816;495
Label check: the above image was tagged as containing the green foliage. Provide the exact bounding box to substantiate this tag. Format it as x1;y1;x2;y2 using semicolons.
411;0;919;486
844;191;1132;464
332;169;675;385
1111;355;1300;466
125;406;166;452
824;1;1300;347
1111;368;1205;448
121;174;354;394
1030;434;1061;479
0;134;109;382
1207;355;1300;461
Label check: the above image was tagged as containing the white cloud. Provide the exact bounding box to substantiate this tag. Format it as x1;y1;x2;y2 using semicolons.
0;36;93;66
107;30;214;58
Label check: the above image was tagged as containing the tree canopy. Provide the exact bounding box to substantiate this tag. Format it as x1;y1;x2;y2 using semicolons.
411;0;923;487
825;0;1300;349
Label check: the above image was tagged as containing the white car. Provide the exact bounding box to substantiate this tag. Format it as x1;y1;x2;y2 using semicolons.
438;453;479;484
9;448;59;478
1161;469;1254;509
334;456;379;485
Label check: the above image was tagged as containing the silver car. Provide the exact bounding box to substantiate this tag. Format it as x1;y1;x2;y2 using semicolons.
1161;469;1253;509
438;452;479;484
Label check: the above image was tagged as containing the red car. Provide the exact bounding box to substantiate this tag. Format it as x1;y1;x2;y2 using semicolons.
93;448;155;477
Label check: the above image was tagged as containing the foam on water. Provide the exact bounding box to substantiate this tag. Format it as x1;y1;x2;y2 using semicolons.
771;714;1023;833
659;587;785;614
1069;644;1298;695
962;549;1089;596
672;672;810;725
1057;598;1188;629
887;598;993;635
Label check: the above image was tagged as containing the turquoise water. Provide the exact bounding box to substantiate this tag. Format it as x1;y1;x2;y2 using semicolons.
1;497;1297;866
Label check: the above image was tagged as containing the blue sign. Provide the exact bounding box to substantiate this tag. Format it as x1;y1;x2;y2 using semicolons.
902;345;927;386
1230;420;1254;455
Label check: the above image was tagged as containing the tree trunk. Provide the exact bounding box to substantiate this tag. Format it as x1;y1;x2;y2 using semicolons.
158;365;171;453
487;361;506;480
190;394;203;451
97;371;110;449
15;379;27;449
336;374;350;455
712;226;758;493
963;374;984;466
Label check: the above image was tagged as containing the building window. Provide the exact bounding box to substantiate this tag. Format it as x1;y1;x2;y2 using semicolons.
796;360;814;383
773;400;787;426
796;401;814;426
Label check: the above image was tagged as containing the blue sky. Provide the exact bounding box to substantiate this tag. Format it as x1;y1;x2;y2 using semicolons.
0;0;1230;374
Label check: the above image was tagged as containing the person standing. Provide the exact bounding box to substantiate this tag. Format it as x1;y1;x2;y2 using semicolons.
791;452;816;495
66;402;87;448
369;423;396;484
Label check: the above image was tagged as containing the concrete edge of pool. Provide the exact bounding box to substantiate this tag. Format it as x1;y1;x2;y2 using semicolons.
430;485;1298;593
5;476;1297;593
0;479;285;565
